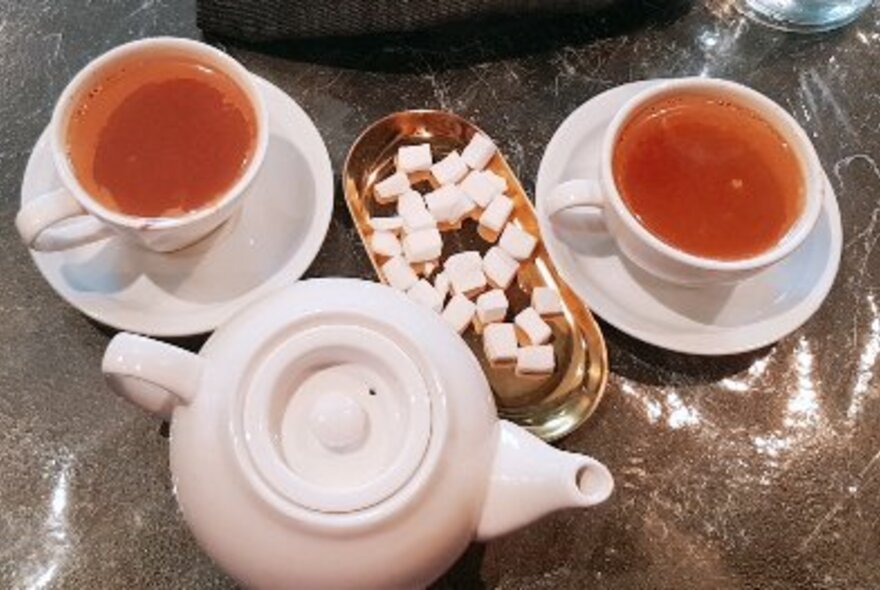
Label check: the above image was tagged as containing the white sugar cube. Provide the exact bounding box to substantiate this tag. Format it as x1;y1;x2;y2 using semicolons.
397;143;432;173
370;231;401;258
459;170;502;208
442;294;476;334
445;251;486;297
403;213;437;233
452;192;477;223
462;133;497;170
407;279;443;313
483;323;518;364
398;191;436;232
498;224;537;261
479;194;514;233
374;171;410;204
382;256;418;291
425;185;463;223
515;307;553;345
445;251;483;274
434;271;450;301
483;246;519;290
476;289;509;325
368;216;403;233
442;295;477;334
403;228;443;264
531;287;563;316
483;169;507;191
398;190;426;217
450;267;487;298
516;345;555;375
431;150;468;185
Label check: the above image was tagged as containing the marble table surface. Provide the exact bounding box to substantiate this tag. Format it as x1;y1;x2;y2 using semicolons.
1;1;879;588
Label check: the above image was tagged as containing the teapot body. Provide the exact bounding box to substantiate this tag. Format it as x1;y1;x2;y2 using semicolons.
103;279;614;589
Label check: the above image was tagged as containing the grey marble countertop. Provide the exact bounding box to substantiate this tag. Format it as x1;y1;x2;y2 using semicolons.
2;1;879;588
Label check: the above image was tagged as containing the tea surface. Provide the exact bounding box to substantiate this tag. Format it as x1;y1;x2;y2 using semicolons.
613;93;804;260
67;55;256;217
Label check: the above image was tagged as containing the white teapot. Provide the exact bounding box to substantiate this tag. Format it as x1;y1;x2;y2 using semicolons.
102;279;613;589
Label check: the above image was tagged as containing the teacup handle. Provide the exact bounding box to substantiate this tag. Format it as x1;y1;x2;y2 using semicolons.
16;187;114;252
102;333;204;419
546;179;605;218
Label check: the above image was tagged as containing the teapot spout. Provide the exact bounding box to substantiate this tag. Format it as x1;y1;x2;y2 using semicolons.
476;421;614;541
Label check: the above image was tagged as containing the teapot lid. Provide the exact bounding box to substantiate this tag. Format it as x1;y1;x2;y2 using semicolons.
233;314;433;514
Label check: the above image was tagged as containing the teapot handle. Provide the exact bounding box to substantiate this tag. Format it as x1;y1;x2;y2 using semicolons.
102;333;204;419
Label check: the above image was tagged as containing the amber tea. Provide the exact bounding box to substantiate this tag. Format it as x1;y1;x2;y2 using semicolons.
66;54;257;218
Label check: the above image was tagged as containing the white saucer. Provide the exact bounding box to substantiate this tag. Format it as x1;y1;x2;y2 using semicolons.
536;80;842;356
21;75;334;337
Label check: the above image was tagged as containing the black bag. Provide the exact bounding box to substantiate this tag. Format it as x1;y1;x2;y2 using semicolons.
197;0;607;41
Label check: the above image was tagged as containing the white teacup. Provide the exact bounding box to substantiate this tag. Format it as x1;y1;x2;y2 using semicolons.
546;78;824;285
15;37;269;253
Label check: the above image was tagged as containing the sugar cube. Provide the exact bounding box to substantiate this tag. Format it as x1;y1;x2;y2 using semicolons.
374;171;410;204
407;279;443;313
531;287;563;316
461;133;497;170
368;216;403;233
397;143;432;173
483;323;518;364
398;190;426;217
445;251;483;274
442;294;476;334
450;267;487;298
459;170;502;208
403;214;437;233
370;231;401;258
424;185;463;223
516;345;555;375
476;289;509;325
498;224;537;261
479;194;514;233
515;307;552;345
403;228;443;263
431;150;468;185
398;191;436;232
382;256;418;291
482;169;507;191
451;192;477;223
445;251;486;297
483;246;519;290
434;271;450;301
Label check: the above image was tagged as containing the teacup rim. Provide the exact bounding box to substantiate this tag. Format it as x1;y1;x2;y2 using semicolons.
48;36;269;230
599;76;824;272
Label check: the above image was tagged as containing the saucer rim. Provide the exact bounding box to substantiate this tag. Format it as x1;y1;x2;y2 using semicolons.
21;74;334;337
535;79;843;356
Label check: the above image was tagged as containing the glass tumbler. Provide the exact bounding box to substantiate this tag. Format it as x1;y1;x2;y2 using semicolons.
737;0;872;32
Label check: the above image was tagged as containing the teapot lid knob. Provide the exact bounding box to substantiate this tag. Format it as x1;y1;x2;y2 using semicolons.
309;391;369;453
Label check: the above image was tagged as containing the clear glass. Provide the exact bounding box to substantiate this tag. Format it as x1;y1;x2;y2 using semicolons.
737;0;872;32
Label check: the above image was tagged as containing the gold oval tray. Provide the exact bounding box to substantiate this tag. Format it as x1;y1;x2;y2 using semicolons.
342;110;608;441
